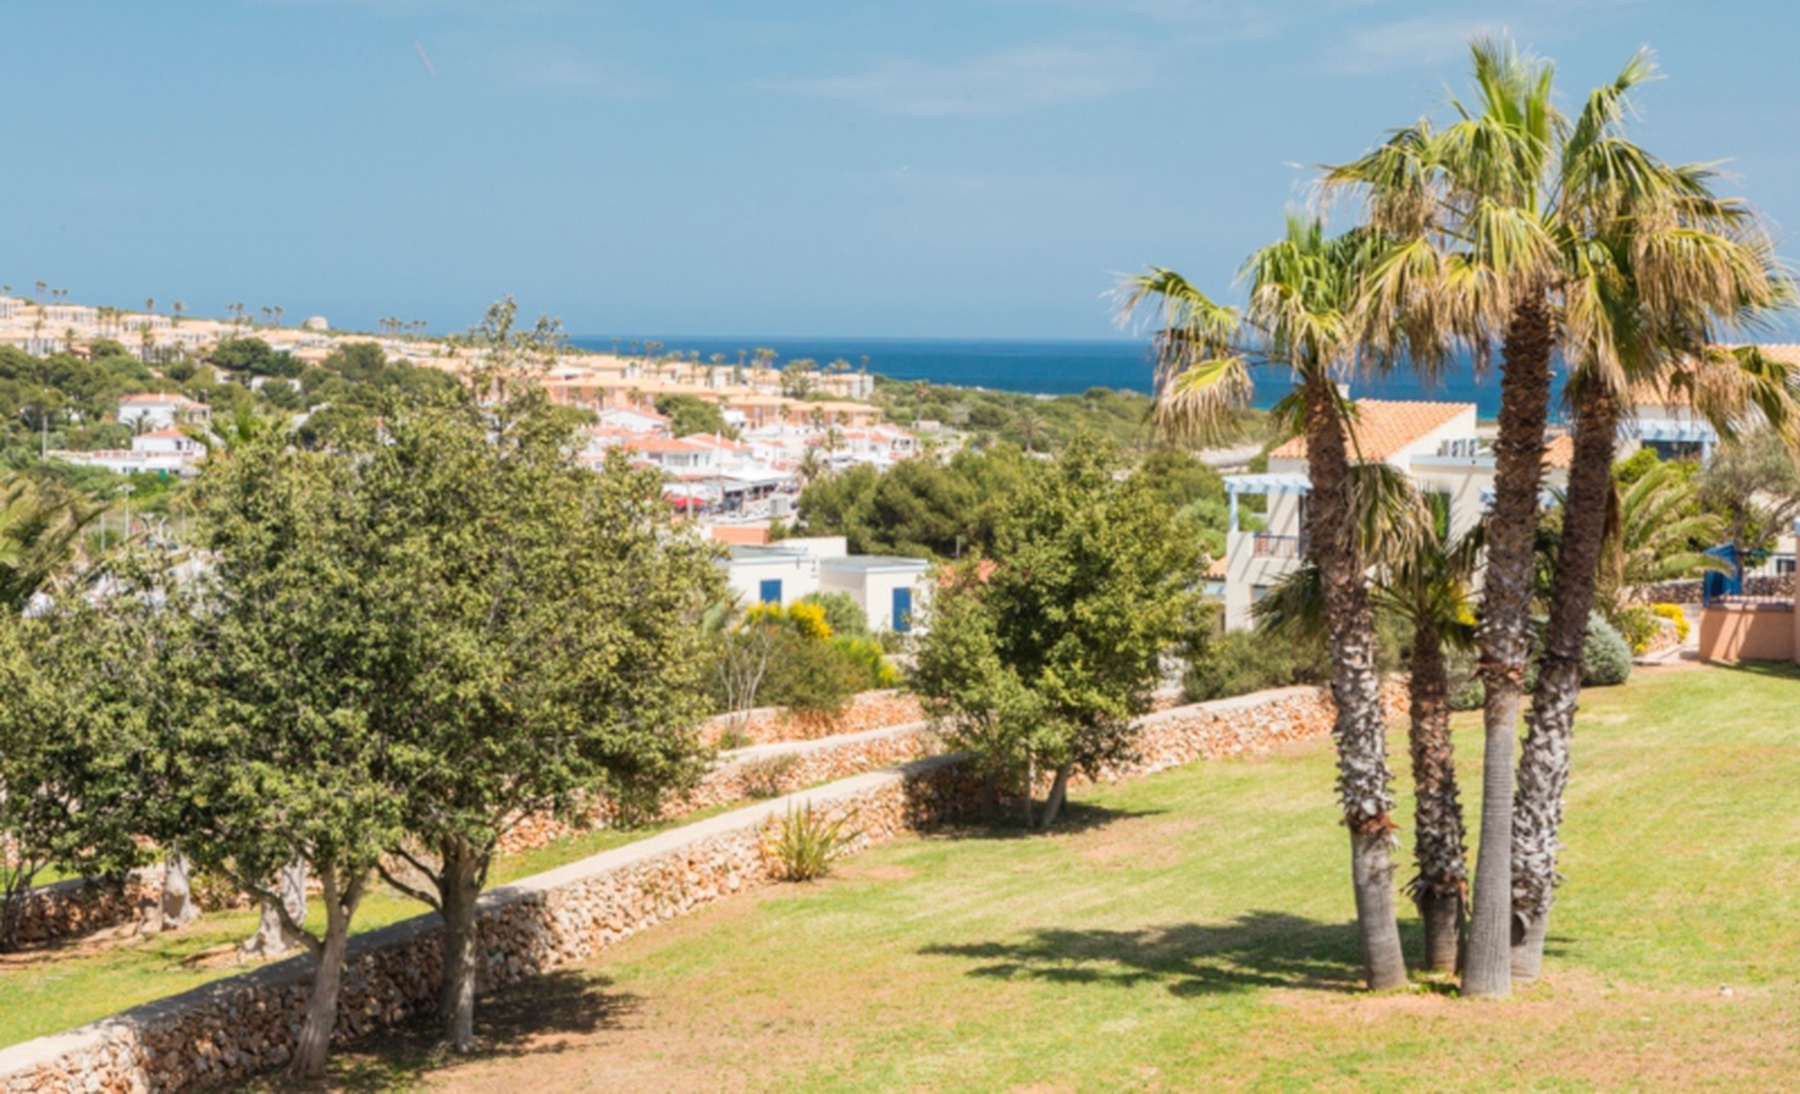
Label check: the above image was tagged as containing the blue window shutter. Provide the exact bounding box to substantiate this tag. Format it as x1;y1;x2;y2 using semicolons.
892;586;913;633
759;578;782;605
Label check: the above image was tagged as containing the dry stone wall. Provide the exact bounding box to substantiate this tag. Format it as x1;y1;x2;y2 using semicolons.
0;682;1387;1094
8;872;166;948
700;689;925;746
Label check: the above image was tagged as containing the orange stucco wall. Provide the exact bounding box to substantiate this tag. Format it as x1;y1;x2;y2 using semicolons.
1698;602;1797;664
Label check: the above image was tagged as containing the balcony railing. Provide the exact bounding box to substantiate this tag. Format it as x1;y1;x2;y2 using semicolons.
1252;533;1305;560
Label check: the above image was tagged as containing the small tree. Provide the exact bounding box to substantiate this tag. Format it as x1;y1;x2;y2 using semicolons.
914;435;1201;828
1697;429;1800;567
0;609;147;952
174;439;413;1078
358;391;721;1052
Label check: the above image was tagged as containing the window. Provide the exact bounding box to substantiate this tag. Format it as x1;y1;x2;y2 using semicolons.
758;578;782;605
892;586;913;633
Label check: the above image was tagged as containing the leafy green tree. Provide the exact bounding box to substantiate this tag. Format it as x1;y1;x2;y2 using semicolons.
1697;429;1800;564
348;392;721;1052
176;436;414;1078
914;435;1201;829
655;393;733;437
1599;461;1728;612
0;607;150;952
206;337;300;378
0;475;100;608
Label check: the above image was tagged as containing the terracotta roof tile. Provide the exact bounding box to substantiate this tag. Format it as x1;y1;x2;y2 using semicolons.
1270;400;1472;462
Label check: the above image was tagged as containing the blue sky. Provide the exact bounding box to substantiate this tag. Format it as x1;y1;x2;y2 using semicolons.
4;1;1797;339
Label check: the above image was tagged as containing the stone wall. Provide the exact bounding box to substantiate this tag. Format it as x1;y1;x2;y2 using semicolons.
1639;574;1794;604
8;872;166;948
0;682;1381;1094
0;759;980;1094
699;689;924;746
494;720;942;856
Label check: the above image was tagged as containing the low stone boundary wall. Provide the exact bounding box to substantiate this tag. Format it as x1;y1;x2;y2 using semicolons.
700;689;925;746
495;720;942;855
0;758;981;1094
9;872;166;949
0;681;1386;1093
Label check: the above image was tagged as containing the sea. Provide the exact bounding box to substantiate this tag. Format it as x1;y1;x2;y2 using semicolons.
568;336;1562;421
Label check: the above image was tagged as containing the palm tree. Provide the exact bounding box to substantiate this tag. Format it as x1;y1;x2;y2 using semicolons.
1505;66;1795;980
0;476;101;609
1120;213;1409;990
1256;466;1481;972
1595;462;1727;607
1324;38;1604;998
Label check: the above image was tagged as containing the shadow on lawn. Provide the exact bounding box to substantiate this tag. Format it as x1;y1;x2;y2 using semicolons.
260;971;638;1093
930;800;1168;841
921;910;1366;997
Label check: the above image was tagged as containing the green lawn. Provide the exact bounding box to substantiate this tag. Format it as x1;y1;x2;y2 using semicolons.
0;801;743;1049
310;662;1800;1092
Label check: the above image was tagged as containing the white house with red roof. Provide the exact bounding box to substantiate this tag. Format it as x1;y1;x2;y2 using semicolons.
1220;399;1573;630
117;393;210;430
54;427;204;476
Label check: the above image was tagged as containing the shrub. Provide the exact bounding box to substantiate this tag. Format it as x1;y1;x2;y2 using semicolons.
833;634;900;690
763;628;859;716
740;753;801;799
1183;627;1330;702
762;802;859;881
1612;605;1660;654
1652;602;1690;642
799;592;868;637
1447;649;1485;712
1581;611;1633;687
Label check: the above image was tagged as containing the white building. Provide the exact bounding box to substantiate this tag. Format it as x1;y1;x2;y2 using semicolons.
54;427;204;477
718;535;932;634
1219;399;1573;631
117;393;210;430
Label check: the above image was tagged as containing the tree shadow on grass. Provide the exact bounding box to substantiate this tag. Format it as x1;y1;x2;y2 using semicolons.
920;910;1367;997
1711;660;1800;682
262;971;640;1093
927;800;1169;842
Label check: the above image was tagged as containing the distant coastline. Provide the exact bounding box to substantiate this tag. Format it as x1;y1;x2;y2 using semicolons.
570;335;1560;419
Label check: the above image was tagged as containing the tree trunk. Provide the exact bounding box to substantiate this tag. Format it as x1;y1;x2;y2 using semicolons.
289;869;362;1079
243;860;308;959
1407;620;1467;973
1302;375;1408;991
1038;764;1072;830
1512;391;1620;980
1465;292;1554;1000
160;850;201;930
1020;754;1036;829
437;837;485;1053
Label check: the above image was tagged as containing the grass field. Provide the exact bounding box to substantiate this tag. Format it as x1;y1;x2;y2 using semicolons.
294;661;1800;1092
0;802;745;1049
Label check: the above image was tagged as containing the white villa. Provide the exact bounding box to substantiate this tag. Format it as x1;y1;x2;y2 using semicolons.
117;393;210;431
55;428;204;477
720;536;931;634
1219;400;1575;630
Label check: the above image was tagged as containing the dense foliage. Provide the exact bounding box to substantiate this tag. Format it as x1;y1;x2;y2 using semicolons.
796;442;1234;563
913;435;1203;829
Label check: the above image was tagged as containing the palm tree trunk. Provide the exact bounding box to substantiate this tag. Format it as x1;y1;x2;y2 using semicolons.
1406;620;1467;972
1465;291;1555;1000
1512;391;1620;980
1302;376;1407;991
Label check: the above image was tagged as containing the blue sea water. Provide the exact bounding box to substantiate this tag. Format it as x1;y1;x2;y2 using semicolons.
569;335;1560;420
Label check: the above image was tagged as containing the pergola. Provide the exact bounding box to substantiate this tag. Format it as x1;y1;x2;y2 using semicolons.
1222;473;1310;532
